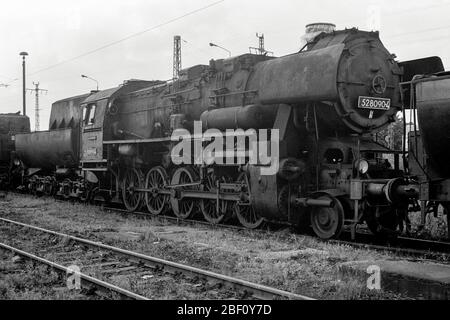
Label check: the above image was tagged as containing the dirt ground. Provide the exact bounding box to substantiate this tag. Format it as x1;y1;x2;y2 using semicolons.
0;193;422;300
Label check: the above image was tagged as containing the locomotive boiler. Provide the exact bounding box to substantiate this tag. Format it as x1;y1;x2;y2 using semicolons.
11;26;425;240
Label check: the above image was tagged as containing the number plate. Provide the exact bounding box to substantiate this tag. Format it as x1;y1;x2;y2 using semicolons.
358;96;391;110
85;148;97;156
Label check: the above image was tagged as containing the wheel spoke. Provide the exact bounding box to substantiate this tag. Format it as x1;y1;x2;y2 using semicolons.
145;167;169;215
310;196;344;240
122;168;143;212
234;173;263;229
200;171;230;224
170;167;198;219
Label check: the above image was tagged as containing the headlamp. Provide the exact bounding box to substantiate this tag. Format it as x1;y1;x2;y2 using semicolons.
355;159;369;174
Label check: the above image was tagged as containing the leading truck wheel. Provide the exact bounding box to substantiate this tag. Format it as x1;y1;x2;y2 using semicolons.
234;173;264;229
365;206;399;237
122;168;143;212
310;195;344;240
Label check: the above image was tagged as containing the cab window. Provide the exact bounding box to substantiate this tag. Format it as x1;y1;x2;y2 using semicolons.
83;104;96;125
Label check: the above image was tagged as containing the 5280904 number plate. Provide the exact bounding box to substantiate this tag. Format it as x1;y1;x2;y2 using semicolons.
358;96;391;110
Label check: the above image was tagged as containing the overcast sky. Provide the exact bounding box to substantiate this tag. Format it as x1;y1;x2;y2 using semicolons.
1;0;449;130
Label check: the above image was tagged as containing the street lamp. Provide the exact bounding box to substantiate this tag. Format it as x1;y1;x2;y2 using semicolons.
209;42;231;57
81;74;99;91
19;52;28;116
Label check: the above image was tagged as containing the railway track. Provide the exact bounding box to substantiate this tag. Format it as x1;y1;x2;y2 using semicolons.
0;217;314;300
6;192;450;261
102;206;450;260
0;241;149;300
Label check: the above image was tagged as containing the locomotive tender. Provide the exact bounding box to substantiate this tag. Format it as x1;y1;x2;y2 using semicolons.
11;26;439;239
0;113;30;188
404;69;450;238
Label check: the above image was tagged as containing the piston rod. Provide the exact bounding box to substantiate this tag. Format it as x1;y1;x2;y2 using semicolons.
294;198;334;208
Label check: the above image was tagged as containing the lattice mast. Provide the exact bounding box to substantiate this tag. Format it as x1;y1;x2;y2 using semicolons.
249;33;273;56
27;82;47;131
257;33;265;55
173;35;182;79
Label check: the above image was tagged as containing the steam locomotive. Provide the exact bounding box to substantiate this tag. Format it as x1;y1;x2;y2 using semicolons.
1;26;448;240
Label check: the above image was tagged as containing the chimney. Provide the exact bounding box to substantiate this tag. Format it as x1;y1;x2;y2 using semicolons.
303;22;336;45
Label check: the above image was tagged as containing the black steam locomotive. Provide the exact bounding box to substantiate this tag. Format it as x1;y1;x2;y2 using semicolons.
1;26;448;240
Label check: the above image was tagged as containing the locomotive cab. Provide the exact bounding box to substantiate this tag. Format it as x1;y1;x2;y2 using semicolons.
79;80;159;202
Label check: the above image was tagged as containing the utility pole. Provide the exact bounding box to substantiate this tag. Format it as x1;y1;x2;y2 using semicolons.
173;35;182;80
27;82;47;131
20;52;28;116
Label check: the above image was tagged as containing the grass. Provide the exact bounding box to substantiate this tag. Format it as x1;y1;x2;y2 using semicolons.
0;250;97;300
408;209;449;240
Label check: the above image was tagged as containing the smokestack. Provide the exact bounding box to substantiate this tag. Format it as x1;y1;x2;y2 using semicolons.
303;22;336;45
